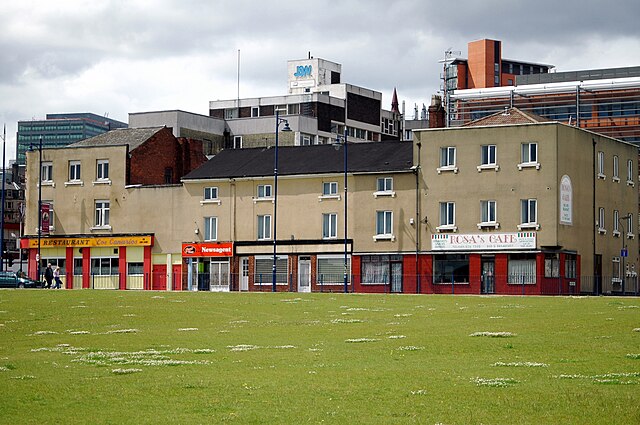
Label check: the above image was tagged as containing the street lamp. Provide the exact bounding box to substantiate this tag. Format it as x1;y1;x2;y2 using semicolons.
617;213;632;293
333;129;349;293
272;111;291;292
29;136;43;281
0;125;6;271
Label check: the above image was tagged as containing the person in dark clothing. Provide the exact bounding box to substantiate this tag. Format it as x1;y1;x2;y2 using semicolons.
44;263;54;289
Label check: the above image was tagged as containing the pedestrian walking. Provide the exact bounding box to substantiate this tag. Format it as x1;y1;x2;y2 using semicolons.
44;263;54;289
53;266;63;289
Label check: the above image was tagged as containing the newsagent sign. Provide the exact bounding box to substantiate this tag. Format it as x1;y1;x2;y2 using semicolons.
431;232;536;251
182;242;233;257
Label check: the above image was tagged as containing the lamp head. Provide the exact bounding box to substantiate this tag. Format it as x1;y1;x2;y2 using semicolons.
282;122;292;132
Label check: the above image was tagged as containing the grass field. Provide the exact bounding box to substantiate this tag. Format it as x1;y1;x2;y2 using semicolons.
0;290;639;424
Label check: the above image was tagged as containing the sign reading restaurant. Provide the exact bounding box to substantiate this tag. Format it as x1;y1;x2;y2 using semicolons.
431;232;536;251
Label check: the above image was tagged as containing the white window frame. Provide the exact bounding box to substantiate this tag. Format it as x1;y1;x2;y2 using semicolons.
612;155;620;182
597;151;605;179
437;201;457;232
518;199;539;230
93;200;110;230
65;160;83;186
257;215;271;240
613;210;620;237
251;106;259;117
204;216;217;241
627;159;635;186
319;182;340;200
627;214;635;239
478;144;499;171
322;213;338;239
374;210;394;241
478;200;499;229
95;159;111;185
598;207;606;234
201;187;221;205
518;142;540;170
437;146;458;174
254;184;273;203
374;177;395;198
41;161;54;185
233;135;243;149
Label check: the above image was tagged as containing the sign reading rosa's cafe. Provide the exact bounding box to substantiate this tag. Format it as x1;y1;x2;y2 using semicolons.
431;232;536;251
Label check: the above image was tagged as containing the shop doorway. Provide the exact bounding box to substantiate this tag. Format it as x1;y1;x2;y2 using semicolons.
209;260;230;292
298;257;311;293
390;262;403;293
481;257;495;294
240;258;249;291
152;265;167;291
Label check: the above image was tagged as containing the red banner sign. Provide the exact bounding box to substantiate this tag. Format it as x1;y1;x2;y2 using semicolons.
41;203;50;234
182;242;233;257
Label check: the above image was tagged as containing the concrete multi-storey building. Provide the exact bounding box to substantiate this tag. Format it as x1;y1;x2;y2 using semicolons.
209;57;402;148
21;114;638;295
16;113;127;165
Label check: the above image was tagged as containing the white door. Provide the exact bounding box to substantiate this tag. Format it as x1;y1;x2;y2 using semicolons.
240;258;249;291
298;258;311;293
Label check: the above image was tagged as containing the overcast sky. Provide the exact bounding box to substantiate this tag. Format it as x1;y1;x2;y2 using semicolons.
1;0;639;163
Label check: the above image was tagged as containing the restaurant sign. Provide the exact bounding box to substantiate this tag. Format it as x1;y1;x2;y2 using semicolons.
431;232;536;251
24;235;153;248
182;242;233;257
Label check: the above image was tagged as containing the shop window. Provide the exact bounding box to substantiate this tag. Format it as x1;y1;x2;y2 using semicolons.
433;254;469;284
254;256;287;284
317;256;350;285
127;262;144;275
91;257;119;275
361;255;402;284
565;255;577;279
544;254;560;278
508;253;536;284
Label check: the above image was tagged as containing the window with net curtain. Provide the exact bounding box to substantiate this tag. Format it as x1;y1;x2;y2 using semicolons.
508;253;536;283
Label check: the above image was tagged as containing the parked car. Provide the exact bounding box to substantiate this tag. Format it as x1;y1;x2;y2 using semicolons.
0;271;43;288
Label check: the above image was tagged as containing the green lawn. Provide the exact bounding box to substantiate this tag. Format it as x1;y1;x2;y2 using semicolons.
0;291;639;424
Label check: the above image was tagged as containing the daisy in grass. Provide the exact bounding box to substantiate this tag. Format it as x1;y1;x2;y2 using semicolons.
344;338;379;343
469;331;516;337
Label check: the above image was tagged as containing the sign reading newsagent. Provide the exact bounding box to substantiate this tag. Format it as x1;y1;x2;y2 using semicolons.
182;242;233;257
431;232;536;251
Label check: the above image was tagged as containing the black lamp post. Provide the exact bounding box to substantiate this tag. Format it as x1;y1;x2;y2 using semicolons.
0;125;6;271
334;129;349;293
29;136;43;280
272;111;291;292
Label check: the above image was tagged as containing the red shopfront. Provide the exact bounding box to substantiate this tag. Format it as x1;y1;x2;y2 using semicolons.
181;242;234;291
22;235;154;290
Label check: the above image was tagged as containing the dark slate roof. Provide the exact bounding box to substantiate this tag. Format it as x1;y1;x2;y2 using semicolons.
69;127;165;150
183;141;414;180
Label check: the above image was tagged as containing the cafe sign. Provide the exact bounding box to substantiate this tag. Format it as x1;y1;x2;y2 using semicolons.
431;232;536;251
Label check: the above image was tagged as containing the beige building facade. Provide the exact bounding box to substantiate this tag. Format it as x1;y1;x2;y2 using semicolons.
22;121;638;295
414;121;638;295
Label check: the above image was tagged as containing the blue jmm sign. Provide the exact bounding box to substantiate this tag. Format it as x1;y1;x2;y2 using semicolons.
294;65;312;78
